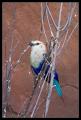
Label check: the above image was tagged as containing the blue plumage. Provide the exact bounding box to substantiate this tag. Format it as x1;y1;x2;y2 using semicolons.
31;60;59;82
31;60;44;75
30;40;62;97
31;60;62;96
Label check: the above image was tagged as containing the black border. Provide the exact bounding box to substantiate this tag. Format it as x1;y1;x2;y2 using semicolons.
1;1;80;119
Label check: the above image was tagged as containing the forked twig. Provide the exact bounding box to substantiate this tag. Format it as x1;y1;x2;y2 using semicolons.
44;3;63;117
41;2;49;44
2;4;16;117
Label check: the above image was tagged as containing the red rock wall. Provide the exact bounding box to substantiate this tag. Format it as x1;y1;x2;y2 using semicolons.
2;2;79;118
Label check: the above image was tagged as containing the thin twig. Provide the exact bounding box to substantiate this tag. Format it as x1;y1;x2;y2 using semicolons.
46;3;76;32
12;45;30;69
57;22;78;55
46;2;55;38
44;3;63;117
60;3;76;31
41;2;49;44
17;59;50;117
65;22;78;46
12;40;20;53
57;29;69;55
30;67;51;118
33;96;47;117
2;4;16;118
46;3;58;30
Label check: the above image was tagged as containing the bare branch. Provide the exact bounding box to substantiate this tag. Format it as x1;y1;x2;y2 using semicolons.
12;45;30;69
12;40;20;53
44;3;63;117
41;3;49;44
57;22;78;56
46;3;58;30
46;2;55;38
2;4;16;118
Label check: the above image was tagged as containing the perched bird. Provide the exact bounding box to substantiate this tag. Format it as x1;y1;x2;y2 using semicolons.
29;40;62;97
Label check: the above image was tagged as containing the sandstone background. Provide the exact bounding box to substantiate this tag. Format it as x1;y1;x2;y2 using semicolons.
2;2;79;118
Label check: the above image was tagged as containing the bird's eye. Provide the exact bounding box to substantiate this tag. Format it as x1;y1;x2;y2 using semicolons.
36;43;40;45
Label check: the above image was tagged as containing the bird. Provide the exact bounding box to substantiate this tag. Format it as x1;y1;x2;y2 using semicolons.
29;40;62;97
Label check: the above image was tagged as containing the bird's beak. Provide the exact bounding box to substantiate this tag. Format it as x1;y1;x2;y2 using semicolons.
28;42;33;47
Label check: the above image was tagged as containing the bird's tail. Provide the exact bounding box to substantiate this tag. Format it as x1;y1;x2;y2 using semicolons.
53;79;63;97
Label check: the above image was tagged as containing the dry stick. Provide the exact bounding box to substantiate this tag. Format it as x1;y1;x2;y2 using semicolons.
46;2;55;38
17;62;50;117
32;57;50;93
44;44;56;118
46;3;75;32
64;22;78;45
57;29;69;55
12;40;20;53
44;3;63;118
41;2;49;44
25;60;50;118
2;27;28;117
57;22;78;56
44;3;78;117
58;3;76;31
12;45;30;70
33;92;48;118
56;3;77;54
39;2;47;40
46;2;68;31
46;3;58;30
33;79;51;118
48;3;76;55
30;81;46;118
17;2;77;118
27;61;49;117
30;67;51;118
58;3;76;44
2;5;16;118
60;3;76;31
31;2;77;117
46;2;70;30
17;59;48;117
58;2;77;43
59;3;72;31
28;3;55;117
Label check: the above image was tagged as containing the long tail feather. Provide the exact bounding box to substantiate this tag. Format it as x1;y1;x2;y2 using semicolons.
53;79;62;97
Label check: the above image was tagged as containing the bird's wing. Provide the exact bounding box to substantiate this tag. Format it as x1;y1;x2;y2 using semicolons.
31;59;49;91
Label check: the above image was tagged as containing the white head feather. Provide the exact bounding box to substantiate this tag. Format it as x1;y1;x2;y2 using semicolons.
30;40;47;68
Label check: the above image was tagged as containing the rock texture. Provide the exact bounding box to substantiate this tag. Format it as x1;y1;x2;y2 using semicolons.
2;2;79;118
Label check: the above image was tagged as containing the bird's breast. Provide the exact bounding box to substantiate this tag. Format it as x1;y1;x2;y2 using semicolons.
30;46;46;68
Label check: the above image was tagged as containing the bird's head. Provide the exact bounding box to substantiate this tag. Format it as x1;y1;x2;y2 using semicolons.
29;40;47;52
29;40;44;47
29;40;47;68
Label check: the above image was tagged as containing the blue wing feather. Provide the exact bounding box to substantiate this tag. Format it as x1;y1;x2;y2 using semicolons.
31;60;62;96
31;60;44;75
31;60;59;82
